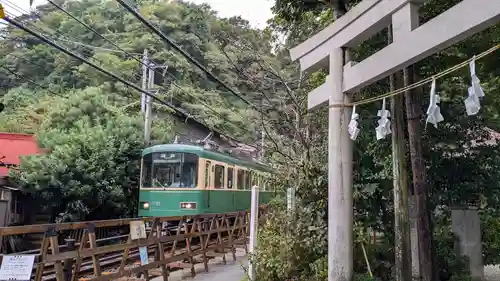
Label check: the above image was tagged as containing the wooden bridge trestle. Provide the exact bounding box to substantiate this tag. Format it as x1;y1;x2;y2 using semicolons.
0;207;268;281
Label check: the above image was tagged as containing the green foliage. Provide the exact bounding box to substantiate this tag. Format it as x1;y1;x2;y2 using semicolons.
433;217;474;281
480;212;500;266
252;201;327;281
0;0;278;141
252;0;500;280
0;0;283;221
10;87;173;221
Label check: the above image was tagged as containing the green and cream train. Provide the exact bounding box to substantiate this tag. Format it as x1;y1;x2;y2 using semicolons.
138;144;276;217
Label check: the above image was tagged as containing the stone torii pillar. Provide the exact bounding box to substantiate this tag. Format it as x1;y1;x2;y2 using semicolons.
288;1;500;280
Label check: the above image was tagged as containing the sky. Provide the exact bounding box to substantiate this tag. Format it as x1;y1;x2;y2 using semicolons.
9;0;274;29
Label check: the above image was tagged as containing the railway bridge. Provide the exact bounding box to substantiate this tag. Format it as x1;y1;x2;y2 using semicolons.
0;207;268;281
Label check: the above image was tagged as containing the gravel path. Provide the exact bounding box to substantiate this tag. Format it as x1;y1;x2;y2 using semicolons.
152;248;247;281
484;265;500;281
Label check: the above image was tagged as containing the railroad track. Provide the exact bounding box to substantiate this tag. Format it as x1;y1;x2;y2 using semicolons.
42;239;208;281
0;209;262;281
31;223;237;281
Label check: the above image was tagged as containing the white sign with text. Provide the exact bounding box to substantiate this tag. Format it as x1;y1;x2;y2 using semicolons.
0;255;35;281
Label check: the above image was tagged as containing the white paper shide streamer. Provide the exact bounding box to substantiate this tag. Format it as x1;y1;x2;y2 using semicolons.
464;56;486;116
375;98;391;140
426;78;444;128
348;105;360;140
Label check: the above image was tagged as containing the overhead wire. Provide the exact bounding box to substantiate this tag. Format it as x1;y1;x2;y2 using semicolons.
43;0;253;131
2;2;191;111
0;0;144;84
45;0;143;56
1;14;256;147
2;0;261;147
115;0;302;154
1;34;143;56
115;0;269;118
0;14;256;148
0;65;66;98
344;43;500;107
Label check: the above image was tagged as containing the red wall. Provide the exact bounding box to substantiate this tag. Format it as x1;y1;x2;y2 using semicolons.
0;133;43;177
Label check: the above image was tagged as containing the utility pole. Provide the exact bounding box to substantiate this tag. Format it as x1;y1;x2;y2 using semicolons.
140;49;148;114
260;127;265;161
144;63;154;145
144;62;168;146
248;184;259;281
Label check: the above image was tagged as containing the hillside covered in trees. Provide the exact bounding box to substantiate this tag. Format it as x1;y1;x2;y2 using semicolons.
0;0;294;221
3;0;500;280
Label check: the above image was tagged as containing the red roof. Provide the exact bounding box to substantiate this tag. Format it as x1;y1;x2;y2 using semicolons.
0;133;43;177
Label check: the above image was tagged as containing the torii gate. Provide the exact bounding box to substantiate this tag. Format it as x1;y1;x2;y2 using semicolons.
289;0;500;280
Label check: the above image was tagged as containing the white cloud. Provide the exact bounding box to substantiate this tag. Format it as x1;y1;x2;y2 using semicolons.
187;0;273;28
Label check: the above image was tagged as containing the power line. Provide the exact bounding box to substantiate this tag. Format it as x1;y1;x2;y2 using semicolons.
1;0;145;84
46;0;143;57
1;14;143;86
115;0;266;116
2;34;141;55
2;15;254;147
1;1;259;146
3;9;245;134
0;65;65;98
43;0;253;131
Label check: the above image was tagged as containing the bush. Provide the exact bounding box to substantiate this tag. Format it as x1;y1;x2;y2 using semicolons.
252;200;326;281
434;223;473;281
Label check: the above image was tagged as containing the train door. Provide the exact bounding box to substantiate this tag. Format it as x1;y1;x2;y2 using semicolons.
204;160;212;210
227;167;235;207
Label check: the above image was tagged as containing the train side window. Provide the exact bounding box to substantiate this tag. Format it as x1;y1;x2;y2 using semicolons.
227;167;234;189
237;169;245;190
214;165;224;189
258;174;264;190
245;171;252;189
251;172;258;187
205;161;211;188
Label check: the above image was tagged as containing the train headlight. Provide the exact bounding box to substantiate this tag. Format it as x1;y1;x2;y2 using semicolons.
180;202;197;209
141;201;150;210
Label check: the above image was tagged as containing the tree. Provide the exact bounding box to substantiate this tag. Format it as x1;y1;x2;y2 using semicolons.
11;87;174;221
0;0;286;221
252;0;500;280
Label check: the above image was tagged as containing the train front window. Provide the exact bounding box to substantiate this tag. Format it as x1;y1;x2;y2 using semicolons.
141;152;198;188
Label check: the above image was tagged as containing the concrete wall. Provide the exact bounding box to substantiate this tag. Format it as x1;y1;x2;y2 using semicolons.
451;207;484;281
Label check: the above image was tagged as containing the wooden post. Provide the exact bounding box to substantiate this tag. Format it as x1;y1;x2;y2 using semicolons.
63;238;76;281
389;16;412;281
47;226;65;281
87;223;102;277
391;79;412;281
405;65;434;281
